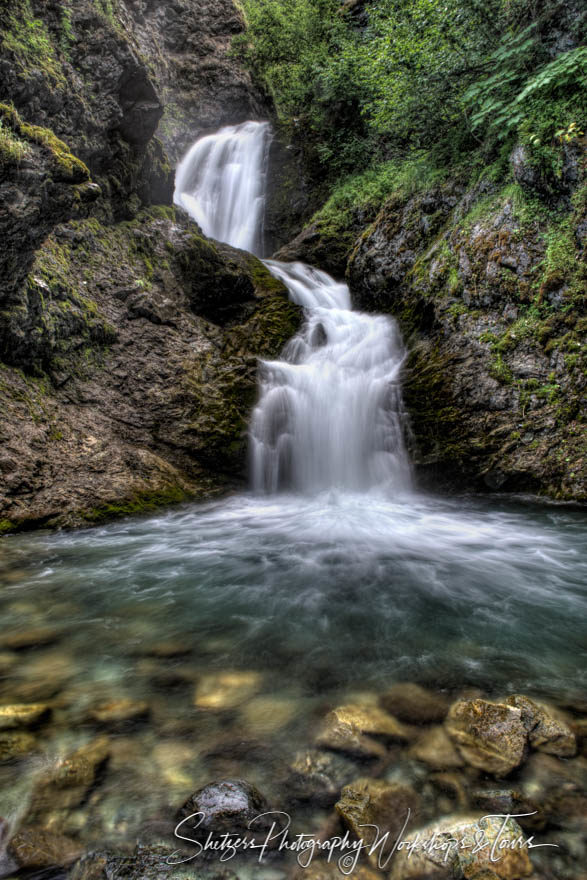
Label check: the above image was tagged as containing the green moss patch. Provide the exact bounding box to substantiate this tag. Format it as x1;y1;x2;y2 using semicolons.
0;104;89;182
81;486;192;525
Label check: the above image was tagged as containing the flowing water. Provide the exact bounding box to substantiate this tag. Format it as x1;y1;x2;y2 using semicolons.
0;121;586;863
174;121;272;256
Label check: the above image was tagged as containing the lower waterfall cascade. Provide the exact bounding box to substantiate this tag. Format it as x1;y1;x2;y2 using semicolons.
174;121;412;495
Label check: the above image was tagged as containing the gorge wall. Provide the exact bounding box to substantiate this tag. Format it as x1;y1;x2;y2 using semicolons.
0;0;299;531
280;151;586;501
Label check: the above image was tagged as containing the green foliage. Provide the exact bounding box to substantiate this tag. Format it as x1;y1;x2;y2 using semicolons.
1;0;65;86
60;1;75;54
235;0;369;175
311;153;448;248
0;118;29;166
0;104;89;183
465;37;587;143
238;0;585;192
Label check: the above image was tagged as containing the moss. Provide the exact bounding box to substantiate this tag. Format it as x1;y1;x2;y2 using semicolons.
245;254;288;295
82;486;191;525
489;353;513;385
0;519;16;535
0;104;89;182
0;117;30;166
59;1;74;54
1;0;65;86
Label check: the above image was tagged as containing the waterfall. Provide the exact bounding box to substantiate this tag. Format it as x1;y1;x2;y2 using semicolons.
175;122;412;496
174;121;272;256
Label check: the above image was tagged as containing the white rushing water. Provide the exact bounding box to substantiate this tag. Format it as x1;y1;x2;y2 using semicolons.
174;121;272;255
175;121;411;495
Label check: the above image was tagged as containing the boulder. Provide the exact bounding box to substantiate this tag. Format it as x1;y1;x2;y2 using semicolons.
177;779;274;842
506;695;576;758
389;813;533;879
336;778;420;865
445;699;528;777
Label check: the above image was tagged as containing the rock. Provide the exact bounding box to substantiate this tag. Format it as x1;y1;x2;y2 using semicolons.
389;813;534;880
88;699;150;726
238;696;298;735
445;699;528;777
291;862;382;880
429;771;469;811
0;652;18;674
0;627;61;651
510;144;553;198
69;844;217;880
0;731;37;762
347;175;586;501
284;749;359;806
517;752;587;830
506;695;576;758
320;704;415;743
27;736;110;816
8;828;82;870
135;639;194;659
409;725;465;769
0;703;51;730
336;778;420;865
194;671;263;711
380;683;449;724
177;779;274;842
0;0;299;533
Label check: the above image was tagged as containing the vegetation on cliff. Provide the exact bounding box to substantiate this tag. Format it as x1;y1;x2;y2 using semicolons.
237;0;585;185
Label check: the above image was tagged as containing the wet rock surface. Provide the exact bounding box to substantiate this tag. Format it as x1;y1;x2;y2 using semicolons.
344;172;586;500
177;779;272;842
0;0;298;534
445;699;528;777
0;209;299;531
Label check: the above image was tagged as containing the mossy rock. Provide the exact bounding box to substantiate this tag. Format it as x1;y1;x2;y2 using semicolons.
0;104;89;182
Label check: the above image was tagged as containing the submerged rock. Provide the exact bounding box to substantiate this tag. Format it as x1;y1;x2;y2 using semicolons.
316;704;415;760
409;725;465;770
336;778;421;864
68;844;220;880
89;699;150;727
380;683;449;724
0;627;62;651
0;703;51;730
8;828;82;871
27;736;110;816
389;813;534;879
177;779;274;842
194;671;264;711
238;695;298;735
445;699;528;777
284;748;359;806
506;694;576;758
0;731;37;763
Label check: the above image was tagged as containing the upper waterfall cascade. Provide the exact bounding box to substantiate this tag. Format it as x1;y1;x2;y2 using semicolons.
174;121;411;495
174;121;272;256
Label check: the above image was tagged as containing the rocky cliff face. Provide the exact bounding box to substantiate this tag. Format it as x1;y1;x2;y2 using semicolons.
0;0;299;532
347;155;586;500
282;148;586;501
